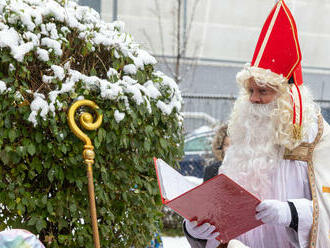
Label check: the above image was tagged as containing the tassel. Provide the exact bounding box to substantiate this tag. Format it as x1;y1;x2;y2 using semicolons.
292;81;303;141
293;123;302;141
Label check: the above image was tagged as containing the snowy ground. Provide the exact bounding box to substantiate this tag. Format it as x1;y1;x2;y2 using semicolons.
162;236;190;247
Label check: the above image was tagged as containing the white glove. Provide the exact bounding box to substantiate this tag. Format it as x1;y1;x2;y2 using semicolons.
256;199;291;226
184;219;220;240
228;239;250;248
206;239;220;248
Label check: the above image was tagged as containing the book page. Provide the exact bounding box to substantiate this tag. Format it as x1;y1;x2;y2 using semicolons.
156;159;197;201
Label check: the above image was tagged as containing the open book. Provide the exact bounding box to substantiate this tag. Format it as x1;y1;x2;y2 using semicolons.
154;158;263;243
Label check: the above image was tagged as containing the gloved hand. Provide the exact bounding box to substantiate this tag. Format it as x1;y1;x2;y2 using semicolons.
228;239;250;248
184;219;220;240
206;239;220;248
256;199;291;226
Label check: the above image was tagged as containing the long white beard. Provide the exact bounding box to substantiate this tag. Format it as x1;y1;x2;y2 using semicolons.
220;98;284;199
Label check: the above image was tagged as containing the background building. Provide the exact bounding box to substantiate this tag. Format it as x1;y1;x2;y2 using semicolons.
80;0;330;132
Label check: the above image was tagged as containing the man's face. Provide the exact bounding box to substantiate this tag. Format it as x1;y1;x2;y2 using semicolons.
248;78;278;104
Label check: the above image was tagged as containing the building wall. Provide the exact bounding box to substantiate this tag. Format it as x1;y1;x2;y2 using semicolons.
100;0;330;69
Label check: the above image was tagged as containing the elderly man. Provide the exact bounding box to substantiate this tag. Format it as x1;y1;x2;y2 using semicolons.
183;1;330;248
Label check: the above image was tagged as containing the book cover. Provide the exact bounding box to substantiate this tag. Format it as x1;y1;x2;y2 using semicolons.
154;157;263;243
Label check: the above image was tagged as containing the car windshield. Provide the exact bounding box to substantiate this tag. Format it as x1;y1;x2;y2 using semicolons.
184;135;212;152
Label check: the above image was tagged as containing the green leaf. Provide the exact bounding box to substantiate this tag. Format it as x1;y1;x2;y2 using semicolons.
35;132;43;143
27;215;37;226
60;144;67;154
47;201;53;214
47;169;55;182
69;203;77;213
143;140;150;151
76;179;83;191
36;218;46;232
27;143;36;155
41;195;47;205
159;138;167;149
98;128;106;143
8;129;17;142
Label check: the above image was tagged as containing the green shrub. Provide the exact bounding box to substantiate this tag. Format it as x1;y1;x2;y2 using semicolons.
0;0;184;247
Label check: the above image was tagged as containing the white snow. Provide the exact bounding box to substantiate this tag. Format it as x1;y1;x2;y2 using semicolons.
46;23;59;40
28;93;49;126
14;42;34;62
9;63;15;72
107;68;118;78
124;85;144;105
36;48;49;61
0;0;182;127
41;38;62;56
99;81;123;99
24;32;40;46
0;80;6;93
51;65;65;80
42;75;53;84
0;26;34;61
123;64;137;74
134;49;157;69
122;76;137;85
114;110;125;123
142;81;161;99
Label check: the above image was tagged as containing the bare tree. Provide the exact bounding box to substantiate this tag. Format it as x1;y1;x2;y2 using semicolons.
143;0;202;84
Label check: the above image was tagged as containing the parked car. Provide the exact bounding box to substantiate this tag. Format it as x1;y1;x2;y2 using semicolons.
179;126;215;178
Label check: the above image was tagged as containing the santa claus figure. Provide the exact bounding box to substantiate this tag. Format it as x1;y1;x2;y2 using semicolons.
183;1;330;247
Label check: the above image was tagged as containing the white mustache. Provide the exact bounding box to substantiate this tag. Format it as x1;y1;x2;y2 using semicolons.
249;101;277;117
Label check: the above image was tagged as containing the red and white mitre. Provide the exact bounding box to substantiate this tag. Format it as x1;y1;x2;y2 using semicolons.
237;0;303;139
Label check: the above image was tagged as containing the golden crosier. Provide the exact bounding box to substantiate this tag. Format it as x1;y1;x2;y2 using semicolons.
68;99;103;148
67;99;103;248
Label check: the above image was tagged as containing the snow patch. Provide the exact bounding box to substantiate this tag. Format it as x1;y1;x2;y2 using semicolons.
123;64;137;75
0;80;6;93
114;110;125;123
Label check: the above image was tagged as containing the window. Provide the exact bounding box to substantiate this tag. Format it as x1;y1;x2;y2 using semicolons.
79;0;100;13
184;136;212;152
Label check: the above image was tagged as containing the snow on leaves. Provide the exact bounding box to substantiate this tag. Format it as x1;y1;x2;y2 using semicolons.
0;0;182;127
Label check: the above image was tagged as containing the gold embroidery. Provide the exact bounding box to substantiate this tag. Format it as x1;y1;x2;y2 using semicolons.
307;116;323;248
293;123;302;141
284;116;323;248
283;144;311;162
284;116;324;162
281;2;301;78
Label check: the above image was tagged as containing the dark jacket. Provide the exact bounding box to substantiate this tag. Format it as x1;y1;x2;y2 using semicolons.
203;161;222;182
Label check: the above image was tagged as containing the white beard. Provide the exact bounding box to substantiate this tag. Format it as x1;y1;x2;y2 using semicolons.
220;98;284;199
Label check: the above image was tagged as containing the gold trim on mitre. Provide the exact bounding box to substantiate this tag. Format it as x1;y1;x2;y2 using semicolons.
282;2;301;78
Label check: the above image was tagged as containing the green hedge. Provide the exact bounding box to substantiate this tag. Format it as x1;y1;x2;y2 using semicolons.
0;0;184;247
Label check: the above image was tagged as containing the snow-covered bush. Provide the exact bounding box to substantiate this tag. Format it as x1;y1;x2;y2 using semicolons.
0;0;183;247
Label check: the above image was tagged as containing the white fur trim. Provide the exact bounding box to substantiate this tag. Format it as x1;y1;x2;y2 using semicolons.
236;64;288;87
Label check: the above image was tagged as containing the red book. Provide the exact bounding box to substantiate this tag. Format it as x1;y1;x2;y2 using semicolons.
154;157;263;243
